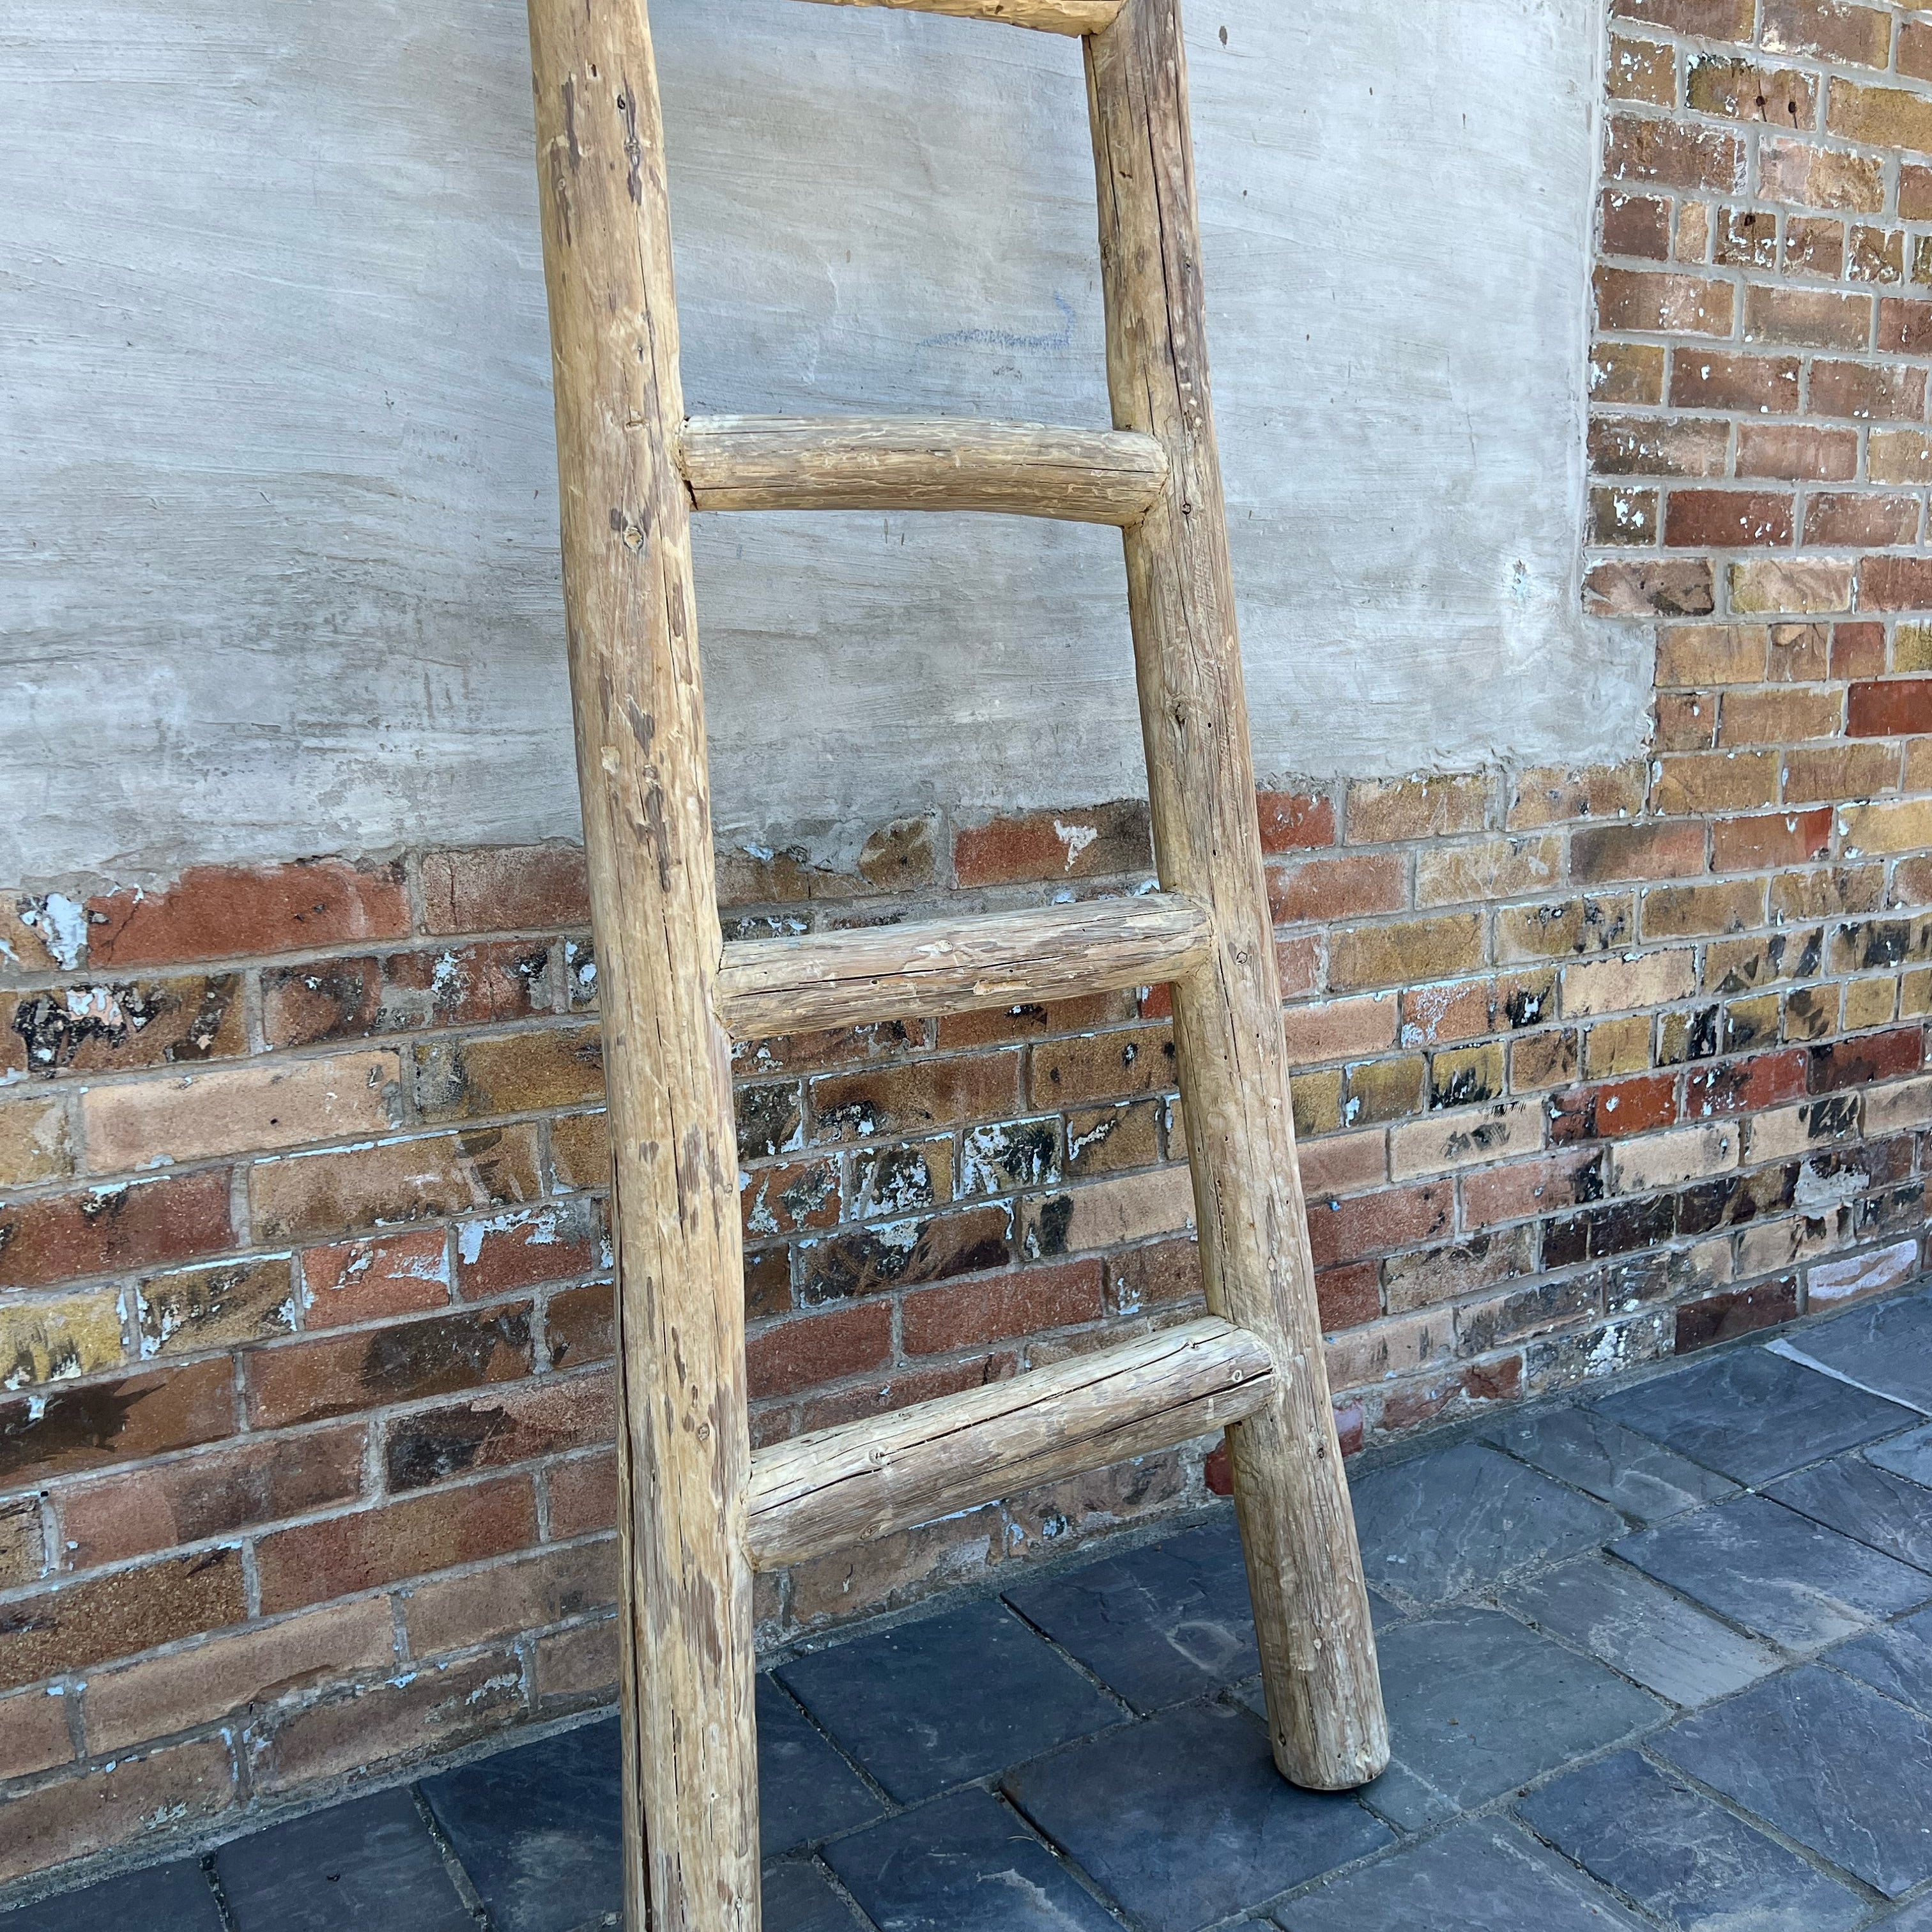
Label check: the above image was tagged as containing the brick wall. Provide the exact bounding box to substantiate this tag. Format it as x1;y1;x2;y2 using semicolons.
10;0;1932;1890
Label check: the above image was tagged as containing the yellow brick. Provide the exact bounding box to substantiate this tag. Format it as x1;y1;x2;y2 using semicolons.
1506;762;1649;831
1843;976;1900;1030
1868;429;1932;485
1728;560;1853;615
1496;896;1636;962
81;1052;402;1172
1328;915;1487;992
1656;626;1768;687
0;1290;123;1386
1562;949;1698;1017
1279;996;1399;1069
1584;1014;1655;1078
1842;799;1932;855
1828;79;1932;156
1414;836;1562;908
1324;1310;1455;1390
1427;1042;1505;1109
0;1098;72;1188
1291;1070;1344;1139
1865;1074;1932;1133
1509;1029;1579;1092
1642;878;1767;939
1346;773;1492;844
1607;1123;1739;1195
1022;1166;1193;1255
1298;1128;1388;1199
1652;751;1781;815
1344;1056;1426;1126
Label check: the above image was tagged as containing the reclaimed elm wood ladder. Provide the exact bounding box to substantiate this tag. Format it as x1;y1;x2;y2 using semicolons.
521;0;1389;1924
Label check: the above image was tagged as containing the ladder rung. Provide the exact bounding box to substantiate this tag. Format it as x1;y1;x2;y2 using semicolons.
789;0;1126;36
680;415;1169;526
714;892;1210;1038
744;1316;1272;1569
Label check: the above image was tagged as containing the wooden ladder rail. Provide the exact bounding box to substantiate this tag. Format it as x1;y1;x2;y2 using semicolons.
523;1;1388;1926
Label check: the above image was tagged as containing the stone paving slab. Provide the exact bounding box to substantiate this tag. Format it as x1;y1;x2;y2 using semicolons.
1515;1748;1866;1932
1000;1515;1261;1712
1347;1441;1623;1608
1656;1662;1932;1897
762;1861;864;1932
0;1861;223;1932
1319;1604;1664;1830
1828;1603;1932;1715
778;1598;1124;1805
823;1786;1116;1932
1871;1422;1932;1488
213;1788;473;1932
1777;1292;1932;1414
1593;1346;1917;1485
1613;1493;1932;1649
1487;1406;1740;1522
1500;1551;1782;1706
1273;1818;1644;1931
756;1678;887;1857
1768;1454;1932;1574
1002;1700;1391;1932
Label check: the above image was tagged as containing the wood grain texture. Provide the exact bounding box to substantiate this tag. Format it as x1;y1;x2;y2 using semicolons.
525;3;760;1927
789;0;1126;36
681;415;1167;525
714;892;1209;1037
746;1317;1271;1568
1086;0;1388;1788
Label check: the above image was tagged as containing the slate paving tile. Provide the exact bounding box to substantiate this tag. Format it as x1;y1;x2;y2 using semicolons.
1002;1515;1260;1711
1501;1551;1781;1706
1871;1423;1932;1489
778;1598;1121;1805
1657;1662;1932;1897
758;1677;887;1855
1613;1493;1932;1649
215;1786;472;1932
1273;1818;1644;1931
1002;1699;1390;1932
1594;1346;1916;1486
0;1861;223;1932
1768;1454;1932;1574
422;1718;622;1932
1489;1406;1738;1522
1515;1749;1866;1932
1829;1603;1932;1715
1779;1289;1932;1414
1347;1441;1623;1608
762;1862;866;1932
1878;1897;1932;1930
825;1786;1115;1932
1282;1604;1664;1831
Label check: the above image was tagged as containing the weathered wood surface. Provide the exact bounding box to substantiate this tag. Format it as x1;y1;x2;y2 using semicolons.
746;1317;1272;1568
789;0;1126;36
1086;0;1389;1790
714;892;1210;1038
525;2;761;1927
680;415;1167;525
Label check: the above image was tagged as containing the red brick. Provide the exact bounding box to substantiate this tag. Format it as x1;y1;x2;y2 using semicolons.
1589;415;1729;479
401;1539;617;1657
0;1169;233;1291
1275;935;1321;1000
1667;353;1799;415
1600;189;1669;259
454;1200;605;1298
1833;622;1888;679
953;802;1151;888
302;1228;451;1327
1806;494;1920;548
1570;821;1706;884
1593;268;1734;336
1743;285;1871;349
1461;1149;1607;1228
745;1302;893;1399
1031;1026;1176;1105
250;1126;542;1243
1905;163;1932;220
1763;0;1890;66
1849;680;1932;737
1612;0;1752;40
1710;808;1834;871
1107;1236;1203;1314
0;1359;234;1486
84;861;409;970
263;942;552;1048
1808;360;1928;422
797;1354;1020;1434
0;1738;236;1886
57;1425;368;1568
548;1451;618;1538
1267;853;1407;926
1859;558;1932;612
546;1280;616;1370
383;1369;615;1491
1808;1027;1923;1092
254;1476;539;1615
0;1685;72;1781
1879;298;1932;356
1683;1048;1809;1117
1548;1075;1678;1144
1663;491;1795;548
810;1054;1022;1142
420;843;589;935
796;1205;1011;1304
1;974;247;1082
1315;1262;1382;1331
1676;1279;1799;1351
1607;118;1744;194
1255;791;1336;854
1735;424;1857;482
246;1303;533;1428
0;1550;247;1692
901;1261;1104;1356
1305;1183;1453;1269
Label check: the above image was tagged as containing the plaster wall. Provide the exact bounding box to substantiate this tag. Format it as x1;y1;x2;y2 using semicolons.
0;0;1642;885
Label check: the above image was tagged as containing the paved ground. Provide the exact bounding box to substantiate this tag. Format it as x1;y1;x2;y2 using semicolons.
10;1283;1932;1932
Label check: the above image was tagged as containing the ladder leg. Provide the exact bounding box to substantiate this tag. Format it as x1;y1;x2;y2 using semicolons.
1085;0;1390;1789
526;2;762;1926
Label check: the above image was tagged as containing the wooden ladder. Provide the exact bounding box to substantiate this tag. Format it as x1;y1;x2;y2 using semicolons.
522;1;1388;1924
